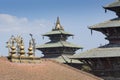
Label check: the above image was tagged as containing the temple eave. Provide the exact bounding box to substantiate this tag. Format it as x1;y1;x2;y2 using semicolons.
89;18;120;29
36;46;82;49
42;31;74;37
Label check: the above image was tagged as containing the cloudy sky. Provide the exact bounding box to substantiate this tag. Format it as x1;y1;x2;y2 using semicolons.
0;0;115;56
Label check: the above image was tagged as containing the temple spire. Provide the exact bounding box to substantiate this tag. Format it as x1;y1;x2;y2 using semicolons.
54;17;64;30
56;17;60;25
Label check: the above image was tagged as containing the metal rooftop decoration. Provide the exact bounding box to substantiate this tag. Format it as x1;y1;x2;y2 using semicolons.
54;17;64;30
6;35;40;63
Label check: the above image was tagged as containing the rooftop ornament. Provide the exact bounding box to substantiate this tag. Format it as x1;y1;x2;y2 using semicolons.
6;34;36;59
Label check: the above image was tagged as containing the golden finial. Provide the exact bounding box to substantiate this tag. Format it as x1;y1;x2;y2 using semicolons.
55;17;64;30
27;40;34;58
19;39;25;57
56;17;60;25
10;39;16;57
29;33;36;56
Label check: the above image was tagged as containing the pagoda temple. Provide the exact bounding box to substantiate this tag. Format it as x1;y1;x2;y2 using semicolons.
36;17;82;63
72;0;120;79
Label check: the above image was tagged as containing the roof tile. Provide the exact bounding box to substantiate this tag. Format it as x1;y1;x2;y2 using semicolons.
0;57;102;80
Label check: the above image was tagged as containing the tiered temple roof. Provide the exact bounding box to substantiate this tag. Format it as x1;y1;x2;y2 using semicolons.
104;0;120;17
90;0;120;30
71;1;120;79
89;18;120;29
37;41;80;49
36;17;81;49
72;47;120;59
43;30;73;36
43;17;73;36
72;0;120;59
36;17;82;59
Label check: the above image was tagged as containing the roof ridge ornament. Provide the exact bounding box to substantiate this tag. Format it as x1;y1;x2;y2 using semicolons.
54;17;64;31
